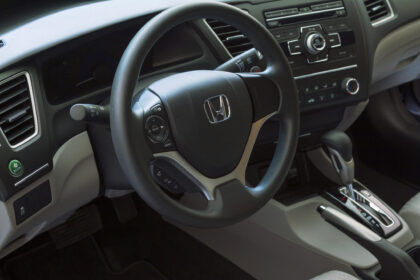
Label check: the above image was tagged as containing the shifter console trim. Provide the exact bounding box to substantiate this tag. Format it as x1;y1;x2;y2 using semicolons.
338;186;395;228
326;181;402;238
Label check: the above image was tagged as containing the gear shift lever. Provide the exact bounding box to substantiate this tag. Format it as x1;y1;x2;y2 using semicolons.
321;130;355;199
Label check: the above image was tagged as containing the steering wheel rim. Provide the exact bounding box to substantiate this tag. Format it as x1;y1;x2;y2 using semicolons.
110;1;300;228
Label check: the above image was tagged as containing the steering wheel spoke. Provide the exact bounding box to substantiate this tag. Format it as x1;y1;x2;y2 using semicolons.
238;72;281;121
152;151;244;201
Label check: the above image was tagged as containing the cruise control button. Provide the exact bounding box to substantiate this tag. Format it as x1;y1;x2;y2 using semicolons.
9;159;23;177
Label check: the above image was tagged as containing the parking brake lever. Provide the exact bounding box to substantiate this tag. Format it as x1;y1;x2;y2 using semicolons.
318;205;420;280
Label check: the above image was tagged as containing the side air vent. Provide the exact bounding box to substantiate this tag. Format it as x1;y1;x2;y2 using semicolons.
206;19;253;57
0;73;38;147
363;0;393;25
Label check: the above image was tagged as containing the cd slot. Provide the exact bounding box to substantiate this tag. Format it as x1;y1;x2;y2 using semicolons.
265;1;346;28
277;10;339;25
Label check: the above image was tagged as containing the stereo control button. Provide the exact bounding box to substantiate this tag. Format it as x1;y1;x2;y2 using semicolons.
305;32;326;54
327;33;341;48
307;53;328;64
342;77;360;95
288;40;303;55
145;115;169;143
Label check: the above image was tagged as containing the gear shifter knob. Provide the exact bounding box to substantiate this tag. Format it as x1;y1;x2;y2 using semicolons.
321;131;355;197
320;130;352;162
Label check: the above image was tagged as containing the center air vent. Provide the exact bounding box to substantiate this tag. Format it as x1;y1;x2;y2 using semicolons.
206;19;253;57
0;73;38;147
363;0;393;25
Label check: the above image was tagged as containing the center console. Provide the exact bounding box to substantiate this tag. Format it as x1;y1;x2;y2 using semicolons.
319;130;402;239
262;0;369;112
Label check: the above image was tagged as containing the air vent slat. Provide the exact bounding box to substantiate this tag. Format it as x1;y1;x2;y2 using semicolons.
0;95;30;115
0;78;26;96
0;87;28;105
6;123;35;143
0;73;37;147
2;114;33;133
363;0;392;23
206;19;253;56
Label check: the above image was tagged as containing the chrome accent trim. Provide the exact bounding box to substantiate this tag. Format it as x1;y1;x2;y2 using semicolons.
339;187;395;228
294;64;358;80
266;7;345;22
203;94;231;124
300;24;323;33
14;163;49;187
343;77;360;95
371;0;395;27
0;72;40;149
306;33;326;54
327;32;342;48
307;54;329;64
287;39;302;55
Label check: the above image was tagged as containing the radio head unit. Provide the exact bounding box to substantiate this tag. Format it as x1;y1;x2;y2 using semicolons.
260;0;369;112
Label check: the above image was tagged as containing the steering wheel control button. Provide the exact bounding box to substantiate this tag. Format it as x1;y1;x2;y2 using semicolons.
152;166;183;193
145;115;169;143
342;77;360;95
9;159;23;177
151;104;163;113
305;32;326;55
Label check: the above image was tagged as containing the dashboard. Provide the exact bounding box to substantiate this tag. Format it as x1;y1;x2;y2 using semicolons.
0;0;419;258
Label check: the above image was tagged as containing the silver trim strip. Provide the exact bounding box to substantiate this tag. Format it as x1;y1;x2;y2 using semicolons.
266;7;344;22
307;54;329;64
294;64;358;80
0;72;40;149
287;39;302;56
327;32;342;48
300;24;322;33
339;187;395;228
14;163;49;187
154;113;276;200
371;0;395;27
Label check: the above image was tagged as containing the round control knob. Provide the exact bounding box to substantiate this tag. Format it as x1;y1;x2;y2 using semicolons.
342;78;360;95
305;32;326;55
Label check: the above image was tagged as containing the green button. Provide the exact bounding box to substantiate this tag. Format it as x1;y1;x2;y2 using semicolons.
8;160;23;177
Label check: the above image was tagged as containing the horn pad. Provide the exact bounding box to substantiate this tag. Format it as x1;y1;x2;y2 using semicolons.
148;70;253;178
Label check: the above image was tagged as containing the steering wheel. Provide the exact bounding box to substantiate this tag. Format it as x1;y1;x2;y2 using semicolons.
110;1;299;228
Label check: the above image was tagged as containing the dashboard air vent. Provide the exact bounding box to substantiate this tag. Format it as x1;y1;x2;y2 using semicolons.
0;73;37;147
363;0;392;24
206;19;253;56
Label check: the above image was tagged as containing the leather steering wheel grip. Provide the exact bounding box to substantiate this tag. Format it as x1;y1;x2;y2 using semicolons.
110;1;300;227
